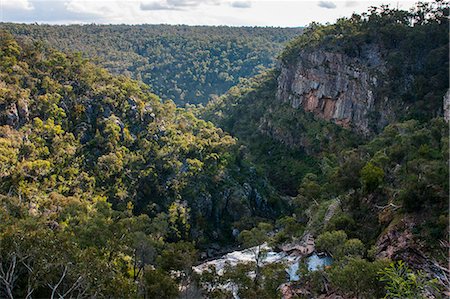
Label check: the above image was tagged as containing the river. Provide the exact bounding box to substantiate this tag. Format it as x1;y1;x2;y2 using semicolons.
193;243;333;297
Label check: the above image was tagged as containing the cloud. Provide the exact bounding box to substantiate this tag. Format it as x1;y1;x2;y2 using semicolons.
0;0;421;27
167;0;199;7
317;1;336;9
140;0;221;11
345;1;359;7
140;1;180;10
1;0;104;23
2;0;34;10
230;1;251;9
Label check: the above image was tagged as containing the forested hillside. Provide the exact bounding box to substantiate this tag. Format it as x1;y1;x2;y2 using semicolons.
0;31;284;298
0;1;448;298
0;23;302;105
202;2;449;297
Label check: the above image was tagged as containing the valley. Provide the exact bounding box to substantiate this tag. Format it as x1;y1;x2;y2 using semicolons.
0;1;448;298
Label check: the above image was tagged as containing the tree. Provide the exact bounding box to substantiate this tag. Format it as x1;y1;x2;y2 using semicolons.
238;222;273;290
329;257;388;299
315;230;348;257
379;261;441;299
157;241;197;295
341;239;365;258
361;162;384;192
141;268;179;299
168;200;191;241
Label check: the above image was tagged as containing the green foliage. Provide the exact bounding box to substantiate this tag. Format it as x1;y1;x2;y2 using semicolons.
235;222;279;296
272;216;305;245
315;230;348;257
0;31;279;247
0;32;280;298
214;262;286;299
157;241;197;273
341;238;366;257
281;1;449;122
325;213;356;233
202;71;361;195
141;268;179;299
0;2;448;297
1;24;302;105
328;257;389;298
361;161;384;192
238;222;273;248
379;261;441;299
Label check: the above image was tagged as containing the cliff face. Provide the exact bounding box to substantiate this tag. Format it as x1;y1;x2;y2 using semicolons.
444;89;450;122
277;46;389;134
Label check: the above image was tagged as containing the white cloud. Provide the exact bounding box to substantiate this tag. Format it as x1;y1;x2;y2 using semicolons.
167;0;201;7
140;2;180;10
230;1;251;8
1;0;34;10
140;0;222;11
0;0;428;26
344;1;358;7
318;1;336;9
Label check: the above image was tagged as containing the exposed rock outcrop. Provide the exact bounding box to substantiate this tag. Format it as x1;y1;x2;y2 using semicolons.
277;46;388;134
0;99;29;128
375;217;416;261
444;89;450;122
376;216;449;285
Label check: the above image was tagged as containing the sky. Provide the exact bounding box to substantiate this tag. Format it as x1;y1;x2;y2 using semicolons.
0;0;425;27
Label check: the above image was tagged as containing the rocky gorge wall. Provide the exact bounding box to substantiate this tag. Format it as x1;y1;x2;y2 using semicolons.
276;46;391;135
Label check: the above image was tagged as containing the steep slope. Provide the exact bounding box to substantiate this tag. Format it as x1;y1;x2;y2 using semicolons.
278;4;448;134
202;71;361;195
201;2;449;296
1;23;302;105
0;29;284;249
0;30;294;298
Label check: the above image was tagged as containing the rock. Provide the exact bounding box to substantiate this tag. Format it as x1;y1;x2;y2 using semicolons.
47;220;60;230
200;252;208;260
281;233;315;257
0;102;19;128
444;89;450;122
17;98;29;125
375;216;449;284
0;99;30;128
102;106;112;118
193;193;213;218
222;188;251;221
375;216;415;261
127;97;138;110
277;47;384;134
75;122;92;143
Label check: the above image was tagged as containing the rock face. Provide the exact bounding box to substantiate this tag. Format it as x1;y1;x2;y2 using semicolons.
0;99;29;128
277;46;386;134
376;216;449;284
444;89;450;122
375;217;416;261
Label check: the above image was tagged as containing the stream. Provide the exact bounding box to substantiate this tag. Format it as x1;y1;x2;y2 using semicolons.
193;243;333;285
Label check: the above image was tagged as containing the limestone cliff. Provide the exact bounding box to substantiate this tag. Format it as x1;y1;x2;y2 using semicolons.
276;46;390;134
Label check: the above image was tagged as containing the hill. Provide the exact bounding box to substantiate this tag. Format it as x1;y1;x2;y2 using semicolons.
0;31;283;298
0;1;448;298
201;2;449;297
0;23;302;105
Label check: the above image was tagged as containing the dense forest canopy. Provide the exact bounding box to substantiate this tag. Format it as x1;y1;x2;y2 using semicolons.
0;23;302;105
201;1;448;297
204;0;448;193
0;1;448;298
0;31;283;298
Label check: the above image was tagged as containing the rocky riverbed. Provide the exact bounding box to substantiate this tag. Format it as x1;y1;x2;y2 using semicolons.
193;234;333;299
